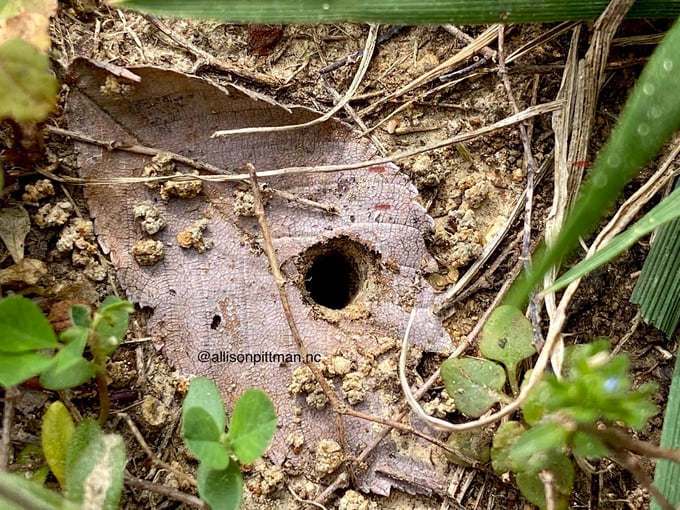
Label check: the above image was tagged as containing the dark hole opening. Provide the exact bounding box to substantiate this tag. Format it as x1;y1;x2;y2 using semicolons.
304;249;360;309
210;315;221;330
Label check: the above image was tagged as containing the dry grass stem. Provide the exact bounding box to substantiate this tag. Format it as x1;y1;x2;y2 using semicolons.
46;100;562;186
212;25;379;137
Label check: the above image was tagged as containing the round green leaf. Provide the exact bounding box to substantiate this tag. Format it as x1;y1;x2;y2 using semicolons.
183;377;226;432
480;305;535;376
227;389;276;464
183;406;230;469
0;351;54;387
0;295;57;352
0;39;58;123
197;461;242;510
440;357;507;418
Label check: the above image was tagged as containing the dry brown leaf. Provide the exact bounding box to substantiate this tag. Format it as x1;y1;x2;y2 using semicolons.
66;58;451;495
0;205;30;263
0;257;46;286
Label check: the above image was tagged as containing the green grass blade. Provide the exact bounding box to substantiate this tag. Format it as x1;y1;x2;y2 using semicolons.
113;0;680;24
630;181;680;337
545;187;680;294
651;332;680;510
507;16;680;307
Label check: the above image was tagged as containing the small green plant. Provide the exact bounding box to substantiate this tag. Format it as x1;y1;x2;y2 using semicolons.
441;307;660;509
0;404;126;510
441;305;536;420
493;340;657;510
182;377;277;510
0;294;134;423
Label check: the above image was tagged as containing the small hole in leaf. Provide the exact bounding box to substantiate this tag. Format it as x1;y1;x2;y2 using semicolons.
301;237;372;310
210;315;221;330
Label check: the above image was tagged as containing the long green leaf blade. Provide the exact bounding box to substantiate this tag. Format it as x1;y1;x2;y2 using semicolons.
114;0;680;24
508;17;680;307
546;187;680;293
631;180;680;336
651;333;680;510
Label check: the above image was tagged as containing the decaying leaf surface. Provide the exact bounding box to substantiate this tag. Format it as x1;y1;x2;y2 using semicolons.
0;205;30;263
65;58;451;495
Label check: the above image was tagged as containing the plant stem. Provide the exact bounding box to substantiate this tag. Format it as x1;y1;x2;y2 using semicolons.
95;366;110;426
577;423;680;464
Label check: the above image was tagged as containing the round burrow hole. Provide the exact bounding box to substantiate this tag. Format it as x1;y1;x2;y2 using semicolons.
300;237;375;310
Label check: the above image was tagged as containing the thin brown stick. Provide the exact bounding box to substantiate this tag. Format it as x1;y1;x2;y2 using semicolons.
95;367;110;426
0;387;19;471
124;472;205;508
247;163;343;409
246;163;356;482
320;25;405;74
580;423;680;465
144;15;278;87
321;74;386;155
605;449;673;510
45;100;562;187
118;412;197;487
497;26;543;348
45;126;336;215
442;25;496;61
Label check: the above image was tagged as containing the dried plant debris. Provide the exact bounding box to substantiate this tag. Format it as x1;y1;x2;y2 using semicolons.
0;205;30;262
66;58;451;495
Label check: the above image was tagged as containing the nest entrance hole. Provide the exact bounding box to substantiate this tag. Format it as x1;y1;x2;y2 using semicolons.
301;237;374;310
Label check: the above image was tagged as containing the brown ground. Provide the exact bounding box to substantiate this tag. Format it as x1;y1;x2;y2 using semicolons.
1;2;677;509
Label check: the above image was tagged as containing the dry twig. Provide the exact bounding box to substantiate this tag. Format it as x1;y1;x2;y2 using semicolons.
0;387;19;471
46;100;562;187
212;24;379;137
144;15;279;87
124;472;205;508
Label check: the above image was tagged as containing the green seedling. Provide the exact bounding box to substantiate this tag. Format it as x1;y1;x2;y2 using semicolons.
442;305;535;418
0;416;125;510
488;340;658;510
182;377;276;510
442;306;662;508
0;295;134;423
